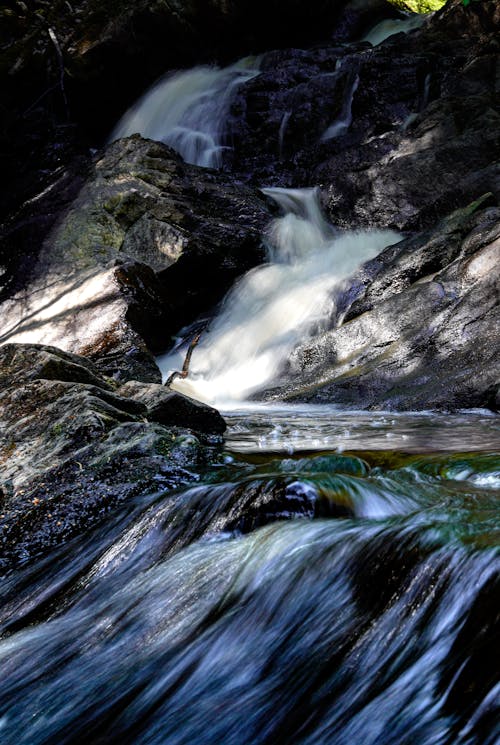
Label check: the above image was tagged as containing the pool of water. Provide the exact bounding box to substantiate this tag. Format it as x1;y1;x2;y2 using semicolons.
223;404;500;454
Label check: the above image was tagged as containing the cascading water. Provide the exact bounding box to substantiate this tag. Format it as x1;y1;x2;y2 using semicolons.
362;14;426;46
1;448;498;744
109;56;261;168
158;188;400;404
321;68;360;141
2;24;499;745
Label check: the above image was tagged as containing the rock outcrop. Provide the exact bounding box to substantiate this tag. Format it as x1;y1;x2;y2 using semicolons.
230;0;499;231
0;136;271;382
262;198;499;410
0;343;225;571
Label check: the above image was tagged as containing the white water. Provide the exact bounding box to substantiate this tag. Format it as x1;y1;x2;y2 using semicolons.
109;57;261;168
278;110;292;157
363;15;425;46
321;71;359;141
158;188;401;405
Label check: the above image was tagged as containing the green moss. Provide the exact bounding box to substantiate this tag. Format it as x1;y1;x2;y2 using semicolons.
50;423;64;437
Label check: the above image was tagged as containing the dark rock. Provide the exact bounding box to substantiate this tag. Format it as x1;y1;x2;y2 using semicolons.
0;136;271;381
0;343;111;391
231;0;499;231
0;0;378;248
119;380;227;435
261;202;500;410
0;343;225;572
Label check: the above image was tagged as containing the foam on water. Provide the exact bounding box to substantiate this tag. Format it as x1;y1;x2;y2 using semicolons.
158;187;401;404
109;56;261;168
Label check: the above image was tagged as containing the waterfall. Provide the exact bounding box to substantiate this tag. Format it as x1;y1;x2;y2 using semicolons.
109;57;261;168
278;110;292;157
362;15;425;46
157;188;400;404
321;70;359;142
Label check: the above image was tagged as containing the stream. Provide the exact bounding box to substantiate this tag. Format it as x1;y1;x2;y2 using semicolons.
1;15;499;745
0;411;498;744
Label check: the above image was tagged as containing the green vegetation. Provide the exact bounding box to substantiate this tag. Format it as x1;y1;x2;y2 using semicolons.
388;0;447;12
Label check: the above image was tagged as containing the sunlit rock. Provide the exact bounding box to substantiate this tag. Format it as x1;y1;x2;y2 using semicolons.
266;200;500;410
0;136;271;381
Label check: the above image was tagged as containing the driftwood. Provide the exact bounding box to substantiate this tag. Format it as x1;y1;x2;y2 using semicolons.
165;331;203;388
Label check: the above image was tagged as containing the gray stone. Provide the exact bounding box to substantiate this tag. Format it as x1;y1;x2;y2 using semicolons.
119;380;227;435
262;203;500;410
0;137;271;381
0;343;225;572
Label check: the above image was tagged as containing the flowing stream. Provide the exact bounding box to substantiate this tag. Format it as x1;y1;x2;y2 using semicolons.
158;187;400;404
362;14;426;46
109;57;261;168
2;35;499;745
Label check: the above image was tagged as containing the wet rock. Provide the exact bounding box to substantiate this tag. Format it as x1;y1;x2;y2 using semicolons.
119;380;227;435
263;202;500;410
0;343;111;390
0;136;271;381
231;0;499;231
0;343;225;572
0;0;379;253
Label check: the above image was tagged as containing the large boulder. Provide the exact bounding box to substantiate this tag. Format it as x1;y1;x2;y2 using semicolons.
0;343;225;571
261;199;499;410
0;136;271;381
119;380;227;435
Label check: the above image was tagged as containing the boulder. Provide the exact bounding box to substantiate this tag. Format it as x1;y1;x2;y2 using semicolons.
119;380;227;435
261;201;500;410
0;136;271;381
0;343;226;571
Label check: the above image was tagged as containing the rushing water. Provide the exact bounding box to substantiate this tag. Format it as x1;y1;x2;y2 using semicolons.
4;31;499;745
109;57;261;167
362;14;426;46
158;187;400;404
1;417;498;744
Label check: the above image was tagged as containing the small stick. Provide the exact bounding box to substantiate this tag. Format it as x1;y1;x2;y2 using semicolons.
165;331;203;388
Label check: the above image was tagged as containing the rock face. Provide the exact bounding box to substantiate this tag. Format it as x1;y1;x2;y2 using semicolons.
0;0;383;238
262;199;499;410
230;0;500;232
0;343;225;571
0;136;271;382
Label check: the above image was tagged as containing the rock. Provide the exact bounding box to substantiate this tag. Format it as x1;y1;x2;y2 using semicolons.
119;380;227;435
0;343;111;390
231;0;500;231
0;136;271;381
0;343;225;572
0;0;380;247
262;202;500;410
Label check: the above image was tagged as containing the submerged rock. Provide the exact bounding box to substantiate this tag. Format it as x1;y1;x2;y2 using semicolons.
0;136;271;382
263;201;499;410
0;343;226;572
